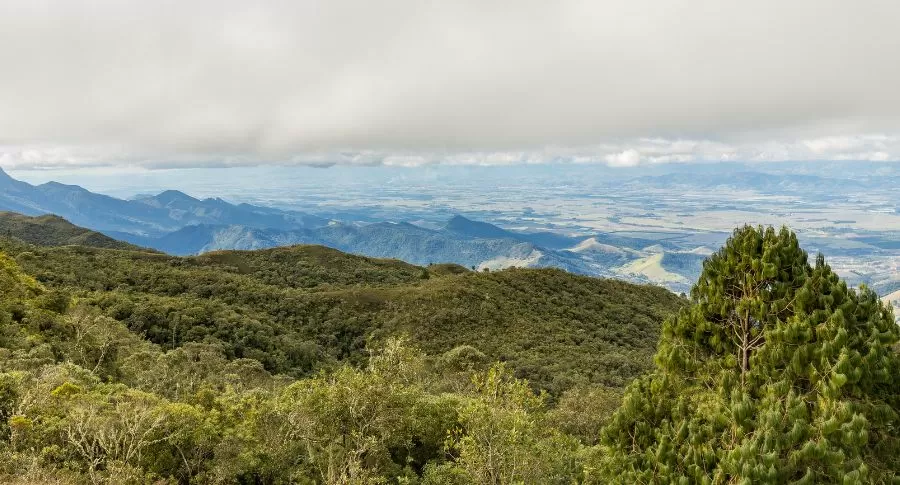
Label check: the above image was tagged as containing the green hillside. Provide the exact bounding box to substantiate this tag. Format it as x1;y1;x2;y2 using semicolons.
0;211;147;251
0;225;893;484
0;232;684;483
1;239;682;394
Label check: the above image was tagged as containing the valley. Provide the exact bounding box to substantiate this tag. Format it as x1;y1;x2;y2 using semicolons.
6;162;900;298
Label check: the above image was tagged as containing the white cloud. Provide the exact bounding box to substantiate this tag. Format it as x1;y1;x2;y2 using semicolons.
4;134;898;171
604;149;642;167
0;0;899;169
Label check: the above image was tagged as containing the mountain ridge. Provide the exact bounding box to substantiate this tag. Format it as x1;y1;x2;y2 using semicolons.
0;211;149;251
0;168;327;236
0;168;711;290
0;235;685;394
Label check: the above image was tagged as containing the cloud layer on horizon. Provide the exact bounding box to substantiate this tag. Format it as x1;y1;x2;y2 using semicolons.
1;0;900;169
3;134;898;171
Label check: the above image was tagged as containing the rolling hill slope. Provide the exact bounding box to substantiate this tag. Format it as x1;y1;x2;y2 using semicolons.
0;211;148;250
0;237;685;394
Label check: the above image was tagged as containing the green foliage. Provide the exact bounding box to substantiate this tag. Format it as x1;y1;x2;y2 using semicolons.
425;263;470;276
195;245;428;289
269;341;449;483
426;364;584;484
0;245;629;483
0;239;683;393
593;226;900;484
0;212;144;251
0;251;42;300
548;384;623;445
0;225;891;483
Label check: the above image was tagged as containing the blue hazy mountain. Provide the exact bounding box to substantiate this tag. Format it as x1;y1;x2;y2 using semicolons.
444;215;585;250
133;190;328;231
444;214;518;239
0;167;618;276
0;168;714;290
0;167;326;236
126;219;600;275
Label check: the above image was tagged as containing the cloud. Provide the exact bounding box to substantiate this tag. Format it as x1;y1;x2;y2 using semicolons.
4;135;899;171
1;0;899;169
604;149;642;167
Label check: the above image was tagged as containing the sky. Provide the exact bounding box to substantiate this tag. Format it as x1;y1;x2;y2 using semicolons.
1;0;900;170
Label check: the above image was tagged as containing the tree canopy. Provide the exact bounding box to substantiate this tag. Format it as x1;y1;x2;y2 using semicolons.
0;225;895;483
0;239;682;394
594;226;900;484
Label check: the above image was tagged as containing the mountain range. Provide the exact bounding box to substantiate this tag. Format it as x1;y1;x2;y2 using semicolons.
0;167;326;236
0;168;709;291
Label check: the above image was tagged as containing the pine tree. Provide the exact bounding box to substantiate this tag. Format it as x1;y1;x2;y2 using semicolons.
593;226;900;484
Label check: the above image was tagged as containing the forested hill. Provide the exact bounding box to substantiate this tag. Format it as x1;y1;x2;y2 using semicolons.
0;238;684;394
0;211;147;251
0;225;896;483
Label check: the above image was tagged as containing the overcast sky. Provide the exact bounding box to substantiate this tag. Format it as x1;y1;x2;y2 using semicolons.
1;0;899;170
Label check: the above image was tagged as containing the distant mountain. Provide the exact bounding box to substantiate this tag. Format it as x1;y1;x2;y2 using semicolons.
127;224;315;255
30;181;171;234
133;190;328;230
132;219;600;275
0;168;710;291
445;215;518;239
0;169;53;215
511;230;583;250
445;215;585;250
613;251;707;294
0;168;326;236
315;221;577;271
565;237;642;266
0;212;147;251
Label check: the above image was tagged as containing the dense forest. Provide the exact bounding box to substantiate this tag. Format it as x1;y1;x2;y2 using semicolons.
0;212;142;251
0;223;896;483
0;238;682;395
